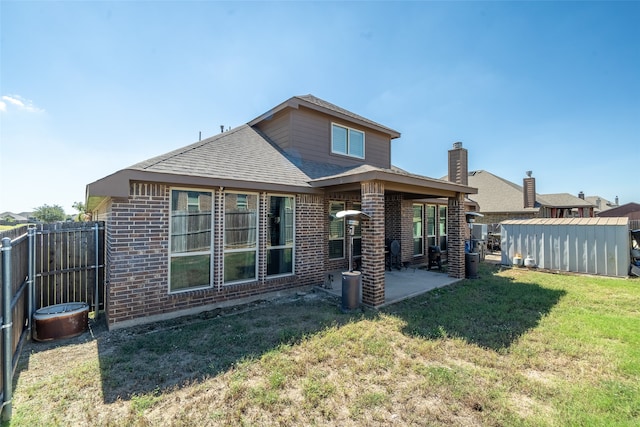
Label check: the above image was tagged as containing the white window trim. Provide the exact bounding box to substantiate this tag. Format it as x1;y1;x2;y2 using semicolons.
439;205;448;250
267;193;296;278
413;203;424;257
427;204;436;247
331;123;365;159
168;187;214;294
223;191;259;285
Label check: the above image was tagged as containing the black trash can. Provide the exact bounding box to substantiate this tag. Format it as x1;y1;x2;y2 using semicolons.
465;252;479;279
341;271;361;311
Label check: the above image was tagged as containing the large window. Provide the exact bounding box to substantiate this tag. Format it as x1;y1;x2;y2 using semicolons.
427;205;436;247
224;192;258;284
267;195;294;276
170;189;213;292
329;201;345;259
413;204;424;256
439;205;447;250
331;123;364;158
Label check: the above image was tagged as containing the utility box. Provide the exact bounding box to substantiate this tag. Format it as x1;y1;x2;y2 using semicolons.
472;224;488;241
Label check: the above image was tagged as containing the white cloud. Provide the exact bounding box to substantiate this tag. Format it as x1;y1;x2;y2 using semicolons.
1;95;45;113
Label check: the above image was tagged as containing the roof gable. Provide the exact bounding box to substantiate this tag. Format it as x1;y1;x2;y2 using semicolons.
249;94;401;139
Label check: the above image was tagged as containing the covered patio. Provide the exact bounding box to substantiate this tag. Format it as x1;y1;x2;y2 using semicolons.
320;267;462;307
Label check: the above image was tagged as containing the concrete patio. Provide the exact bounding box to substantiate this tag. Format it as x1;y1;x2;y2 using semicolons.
319;266;463;307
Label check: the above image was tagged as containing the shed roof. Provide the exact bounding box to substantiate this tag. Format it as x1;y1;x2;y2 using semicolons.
502;217;629;226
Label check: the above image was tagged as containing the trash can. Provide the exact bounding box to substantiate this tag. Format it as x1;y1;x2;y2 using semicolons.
465;252;479;279
341;271;361;311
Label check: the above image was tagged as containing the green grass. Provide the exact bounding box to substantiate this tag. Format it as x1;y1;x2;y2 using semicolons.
8;263;640;426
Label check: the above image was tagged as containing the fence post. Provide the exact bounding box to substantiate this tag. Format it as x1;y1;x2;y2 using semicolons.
94;223;100;316
1;237;13;421
27;228;36;337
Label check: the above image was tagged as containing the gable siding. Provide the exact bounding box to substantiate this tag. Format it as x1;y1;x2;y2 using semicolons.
288;106;391;168
254;108;291;150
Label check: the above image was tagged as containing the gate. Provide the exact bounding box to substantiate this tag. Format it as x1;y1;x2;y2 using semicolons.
0;221;104;420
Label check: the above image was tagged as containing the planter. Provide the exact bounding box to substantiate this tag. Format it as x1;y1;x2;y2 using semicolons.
33;302;89;342
512;255;523;267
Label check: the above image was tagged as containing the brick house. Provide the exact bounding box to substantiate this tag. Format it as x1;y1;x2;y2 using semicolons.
86;95;477;329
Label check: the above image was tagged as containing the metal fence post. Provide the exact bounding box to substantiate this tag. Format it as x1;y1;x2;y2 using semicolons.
27;228;36;336
1;237;13;421
94;223;99;316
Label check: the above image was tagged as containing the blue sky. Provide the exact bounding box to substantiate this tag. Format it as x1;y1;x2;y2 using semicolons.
1;1;638;214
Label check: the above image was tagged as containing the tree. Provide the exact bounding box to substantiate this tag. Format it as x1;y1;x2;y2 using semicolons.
33;204;67;223
72;201;90;222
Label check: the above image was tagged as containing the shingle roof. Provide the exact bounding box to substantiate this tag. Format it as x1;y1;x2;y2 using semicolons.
537;193;594;208
466;170;539;213
466;170;598;213
295;95;400;136
129;124;312;187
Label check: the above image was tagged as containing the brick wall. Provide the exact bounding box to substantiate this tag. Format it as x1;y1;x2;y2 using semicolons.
401;199;415;264
104;182;317;329
361;180;385;307
384;195;401;241
447;192;466;279
296;194;325;287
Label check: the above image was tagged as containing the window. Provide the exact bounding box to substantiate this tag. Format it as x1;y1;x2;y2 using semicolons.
170;189;213;292
352;202;362;257
329;201;345;259
439;205;447;250
331;123;364;158
427;205;436;247
224;192;258;284
413;204;423;256
268;195;294;276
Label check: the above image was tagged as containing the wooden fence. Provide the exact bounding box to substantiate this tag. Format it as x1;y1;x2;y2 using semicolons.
0;221;104;421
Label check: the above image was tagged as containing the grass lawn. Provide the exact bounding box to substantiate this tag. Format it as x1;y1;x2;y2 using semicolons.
8;263;640;426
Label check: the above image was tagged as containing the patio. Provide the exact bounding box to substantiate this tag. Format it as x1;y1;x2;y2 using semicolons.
319;266;462;307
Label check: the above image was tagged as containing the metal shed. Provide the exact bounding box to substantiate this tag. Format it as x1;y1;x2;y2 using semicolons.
501;218;630;278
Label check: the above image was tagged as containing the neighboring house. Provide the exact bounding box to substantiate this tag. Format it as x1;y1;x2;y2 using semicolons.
86;94;477;329
0;212;30;225
597;202;640;221
585;195;618;215
464;170;595;224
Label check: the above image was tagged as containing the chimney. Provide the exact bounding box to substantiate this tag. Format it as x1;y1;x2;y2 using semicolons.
448;141;468;185
615;196;619;206
523;171;536;209
578;191;584;199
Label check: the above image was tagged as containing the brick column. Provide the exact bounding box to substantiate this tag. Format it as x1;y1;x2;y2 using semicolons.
447;192;466;279
361;180;385;307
